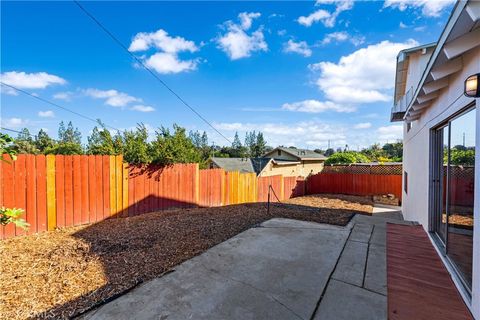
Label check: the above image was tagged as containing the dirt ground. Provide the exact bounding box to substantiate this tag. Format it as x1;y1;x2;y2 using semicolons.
0;194;372;320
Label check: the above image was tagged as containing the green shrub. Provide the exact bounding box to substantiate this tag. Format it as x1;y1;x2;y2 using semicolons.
325;151;370;165
0;207;29;230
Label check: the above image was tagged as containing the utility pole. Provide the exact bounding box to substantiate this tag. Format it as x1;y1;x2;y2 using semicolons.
463;132;465;147
328;139;330;149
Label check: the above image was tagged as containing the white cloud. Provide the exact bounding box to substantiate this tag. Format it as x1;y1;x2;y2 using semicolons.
282;99;355;113
399;22;408;28
277;29;287;36
216;12;268;60
83;88;141;107
1;71;66;91
38;110;55;118
298;0;353;27
130;105;155;112
377;125;403;141
310;39;418;104
384;0;455;17
238;12;261;30
52;91;72;101
414;26;427;32
214;120;347;148
283;40;312;57
1;117;28;128
297;9;331;27
320;31;364;46
128;29;199;74
145;52;199;74
354;122;372;129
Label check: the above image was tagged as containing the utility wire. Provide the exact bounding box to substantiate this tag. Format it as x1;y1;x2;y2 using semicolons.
0;82;122;133
1;127;36;137
73;0;232;144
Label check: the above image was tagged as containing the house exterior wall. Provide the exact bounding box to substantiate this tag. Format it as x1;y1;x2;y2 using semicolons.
404;48;434;93
258;160;324;178
402;46;479;317
402;47;479;225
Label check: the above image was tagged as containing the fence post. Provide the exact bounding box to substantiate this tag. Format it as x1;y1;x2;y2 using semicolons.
46;155;56;231
267;184;271;215
194;163;200;206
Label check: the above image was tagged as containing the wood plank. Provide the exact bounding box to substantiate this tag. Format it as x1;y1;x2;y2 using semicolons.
46;154;56;231
80;156;89;224
95;155;104;221
36;155;47;233
115;155;123;218
88;156;97;222
102;156;110;218
2;154;15;238
55;155;65;228
109;155;116;217
14;154;27;236
122;162;129;217
64;155;74;227
72;155;82;226
0;156;3;239
387;224;473;320
25;155;37;234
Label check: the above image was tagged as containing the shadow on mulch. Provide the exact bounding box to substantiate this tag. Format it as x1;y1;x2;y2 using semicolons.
1;194;373;319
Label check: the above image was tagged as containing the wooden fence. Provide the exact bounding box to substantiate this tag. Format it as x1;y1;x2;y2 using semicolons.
1;155;410;240
306;173;403;200
0;155;306;239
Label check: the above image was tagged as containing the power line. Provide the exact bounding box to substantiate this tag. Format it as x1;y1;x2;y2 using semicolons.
73;0;232;145
0;82;122;133
1;127;36;137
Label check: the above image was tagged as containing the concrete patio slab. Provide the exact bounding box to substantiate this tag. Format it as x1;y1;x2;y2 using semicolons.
314;279;387;320
349;223;373;243
332;240;368;287
83;219;350;320
364;243;387;295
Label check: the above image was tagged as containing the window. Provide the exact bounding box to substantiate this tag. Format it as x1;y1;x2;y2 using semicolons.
277;150;281;156
404;171;408;194
431;105;476;293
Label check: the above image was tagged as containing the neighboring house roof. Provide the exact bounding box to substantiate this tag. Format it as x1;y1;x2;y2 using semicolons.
209;157;271;175
263;147;328;161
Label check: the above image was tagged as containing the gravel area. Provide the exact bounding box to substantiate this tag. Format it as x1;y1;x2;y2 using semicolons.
0;194;372;320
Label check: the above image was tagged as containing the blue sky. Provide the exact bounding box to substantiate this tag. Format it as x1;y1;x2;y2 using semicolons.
1;0;454;150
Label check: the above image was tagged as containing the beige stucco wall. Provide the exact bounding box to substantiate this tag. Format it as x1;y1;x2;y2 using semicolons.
259;160;324;178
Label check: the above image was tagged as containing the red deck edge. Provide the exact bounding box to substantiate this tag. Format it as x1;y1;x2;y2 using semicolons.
386;223;473;320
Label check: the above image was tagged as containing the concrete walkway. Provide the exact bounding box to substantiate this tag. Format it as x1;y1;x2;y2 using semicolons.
82;206;415;320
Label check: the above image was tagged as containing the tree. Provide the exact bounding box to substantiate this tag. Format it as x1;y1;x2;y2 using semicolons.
86;125;119;155
228;132;247;158
122;124;151;164
14;128;39;154
244;131;256;157
35;129;55;153
382;142;403;161
150;124;201;165
325;151;370;165
252;132;267;157
0;133;17;162
325;148;335;156
50;121;83;154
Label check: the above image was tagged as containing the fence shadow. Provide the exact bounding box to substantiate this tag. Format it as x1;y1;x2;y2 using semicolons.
41;184;369;319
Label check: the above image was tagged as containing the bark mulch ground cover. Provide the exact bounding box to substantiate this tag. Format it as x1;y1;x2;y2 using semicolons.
0;194;372;320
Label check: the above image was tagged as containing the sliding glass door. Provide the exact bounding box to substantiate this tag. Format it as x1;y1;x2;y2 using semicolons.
431;105;476;292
